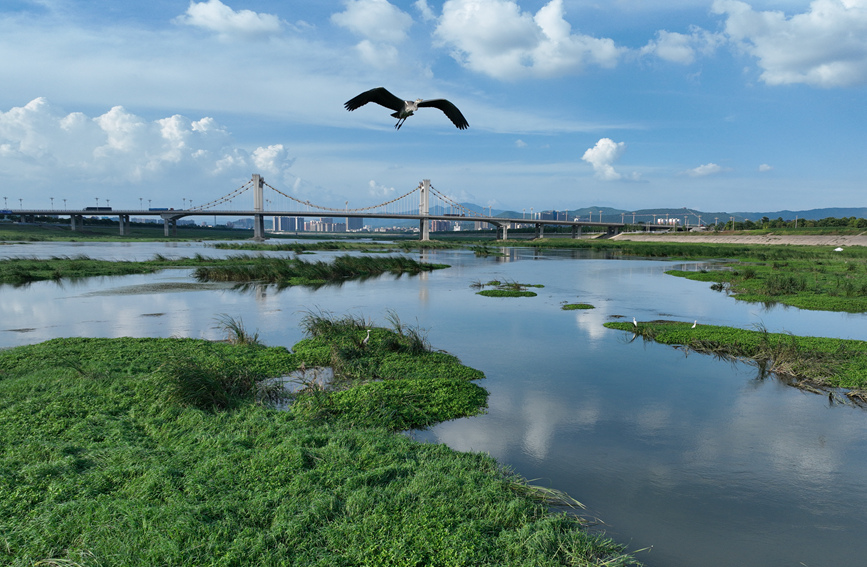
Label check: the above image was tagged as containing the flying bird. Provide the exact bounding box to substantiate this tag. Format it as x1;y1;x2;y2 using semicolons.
344;87;469;130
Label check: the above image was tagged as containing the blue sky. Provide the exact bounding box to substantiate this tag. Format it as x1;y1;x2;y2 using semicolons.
0;0;865;213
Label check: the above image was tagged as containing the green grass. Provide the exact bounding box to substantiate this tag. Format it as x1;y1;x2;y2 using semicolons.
0;221;253;242
0;323;637;566
562;303;595;310
605;320;867;394
473;279;542;298
666;255;867;312
193;255;448;286
0;254;448;287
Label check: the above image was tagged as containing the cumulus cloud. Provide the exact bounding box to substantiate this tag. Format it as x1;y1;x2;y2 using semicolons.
415;0;437;21
332;0;413;43
640;27;724;65
332;0;414;67
368;179;396;197
684;163;727;177
0;98;294;202
514;139;527;148
582;138;626;180
434;0;622;79
712;0;867;87
759;163;773;172
175;0;282;39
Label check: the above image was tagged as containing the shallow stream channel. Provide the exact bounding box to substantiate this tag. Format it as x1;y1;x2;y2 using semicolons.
2;240;867;566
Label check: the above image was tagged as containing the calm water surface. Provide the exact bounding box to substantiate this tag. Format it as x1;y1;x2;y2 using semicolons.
2;241;866;567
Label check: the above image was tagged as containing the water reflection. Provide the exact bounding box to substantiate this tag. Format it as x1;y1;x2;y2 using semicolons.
2;242;867;567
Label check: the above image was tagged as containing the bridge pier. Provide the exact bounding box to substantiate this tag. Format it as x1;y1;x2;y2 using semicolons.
419;179;430;241
163;217;177;237
253;214;265;241
252;174;266;241
496;223;509;240
118;214;130;236
571;225;582;239
534;223;544;239
70;215;83;231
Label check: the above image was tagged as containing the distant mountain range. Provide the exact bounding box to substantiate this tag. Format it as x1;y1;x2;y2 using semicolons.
464;205;867;225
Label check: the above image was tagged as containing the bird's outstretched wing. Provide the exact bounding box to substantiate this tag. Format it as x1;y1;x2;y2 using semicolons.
418;98;469;130
344;87;405;112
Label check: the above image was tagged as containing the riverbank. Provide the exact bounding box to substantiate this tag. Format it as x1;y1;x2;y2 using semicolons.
612;232;867;247
0;318;637;566
605;320;867;399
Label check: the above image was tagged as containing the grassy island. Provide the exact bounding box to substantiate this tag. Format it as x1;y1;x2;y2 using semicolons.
605;320;867;402
0;314;636;567
0;254;447;287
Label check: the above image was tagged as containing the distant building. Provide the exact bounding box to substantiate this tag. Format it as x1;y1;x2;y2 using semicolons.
274;216;304;231
346;216;363;231
540;210;568;221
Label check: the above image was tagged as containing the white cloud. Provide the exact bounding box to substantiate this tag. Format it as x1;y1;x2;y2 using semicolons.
175;0;282;39
0;98;293;201
368;179;396;197
685;163;727;177
355;40;401;68
332;0;413;43
759;163;773;172
434;0;622;79
415;0;437;21
514;139;527;148
712;0;867;86
582;138;625;180
641;27;724;65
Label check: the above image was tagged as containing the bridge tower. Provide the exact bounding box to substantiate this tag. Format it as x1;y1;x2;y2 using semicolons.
252;174;265;240
419;179;430;241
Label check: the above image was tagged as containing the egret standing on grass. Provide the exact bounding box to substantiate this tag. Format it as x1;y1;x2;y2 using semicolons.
361;329;371;347
344;87;469;130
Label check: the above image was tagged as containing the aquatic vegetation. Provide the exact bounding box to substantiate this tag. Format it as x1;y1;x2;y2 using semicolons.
562;303;595;310
214;313;261;346
194;254;447;285
605;320;867;396
474;279;542;298
0;323;637;566
667;255;867;312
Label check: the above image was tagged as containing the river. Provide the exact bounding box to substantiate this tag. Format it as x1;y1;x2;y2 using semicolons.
2;240;866;566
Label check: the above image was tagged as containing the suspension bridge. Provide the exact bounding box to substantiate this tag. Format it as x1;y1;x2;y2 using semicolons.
4;174;625;241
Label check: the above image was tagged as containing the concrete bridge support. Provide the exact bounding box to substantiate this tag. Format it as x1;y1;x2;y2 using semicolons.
496;223;509;240
118;214;130;236
252;174;266;241
534;223;544;239
571;225;582;239
253;214;265;240
419;179;430;241
163;217;177;237
70;215;83;231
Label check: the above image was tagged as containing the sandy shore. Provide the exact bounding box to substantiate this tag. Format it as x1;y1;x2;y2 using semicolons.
611;232;867;247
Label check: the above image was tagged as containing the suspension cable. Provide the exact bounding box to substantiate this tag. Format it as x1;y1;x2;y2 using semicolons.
262;181;422;213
